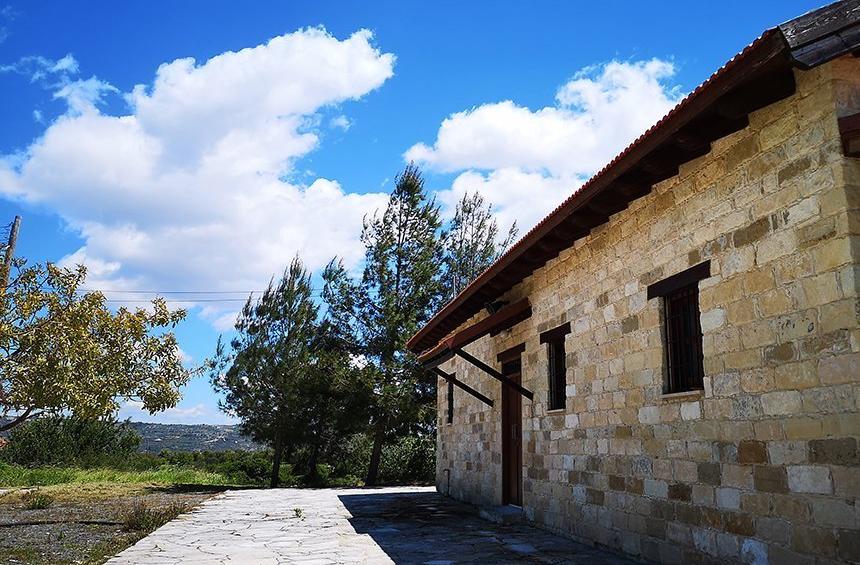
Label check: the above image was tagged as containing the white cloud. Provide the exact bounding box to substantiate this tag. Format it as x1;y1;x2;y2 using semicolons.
54;76;118;114
117;399;236;425
0;6;15;45
0;28;394;328
408;59;683;232
440;168;574;236
330;114;351;131
0;53;81;83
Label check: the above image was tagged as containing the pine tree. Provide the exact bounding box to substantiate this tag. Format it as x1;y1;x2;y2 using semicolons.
324;165;443;486
442;191;518;299
210;256;322;487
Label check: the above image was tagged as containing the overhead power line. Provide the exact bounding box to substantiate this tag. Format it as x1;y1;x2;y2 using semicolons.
80;288;325;295
103;298;253;303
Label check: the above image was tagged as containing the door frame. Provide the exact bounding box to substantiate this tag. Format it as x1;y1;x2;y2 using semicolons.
500;356;523;506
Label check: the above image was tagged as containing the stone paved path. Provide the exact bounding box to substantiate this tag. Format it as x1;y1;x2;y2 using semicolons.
107;486;634;564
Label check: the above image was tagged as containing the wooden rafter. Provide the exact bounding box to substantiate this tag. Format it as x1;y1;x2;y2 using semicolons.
431;367;494;407
453;349;533;401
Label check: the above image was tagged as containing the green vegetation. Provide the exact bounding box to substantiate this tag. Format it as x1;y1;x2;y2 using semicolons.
210;257;370;487
0;439;433;489
0;462;232;488
122;500;191;532
0;260;190;433
0;415;435;489
2;416;140;467
21;489;54;509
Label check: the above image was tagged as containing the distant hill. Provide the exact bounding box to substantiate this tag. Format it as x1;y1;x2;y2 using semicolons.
129;422;261;453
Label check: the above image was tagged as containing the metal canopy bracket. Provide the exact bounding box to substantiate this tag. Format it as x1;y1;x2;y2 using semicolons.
454;348;533;401
431;367;494;407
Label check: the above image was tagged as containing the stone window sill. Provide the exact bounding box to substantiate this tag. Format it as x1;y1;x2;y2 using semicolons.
546;408;566;414
660;389;704;403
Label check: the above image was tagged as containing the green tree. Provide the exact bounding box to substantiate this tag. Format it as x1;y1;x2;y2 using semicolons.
0;261;190;432
442;191;517;299
324;165;443;486
211;256;366;486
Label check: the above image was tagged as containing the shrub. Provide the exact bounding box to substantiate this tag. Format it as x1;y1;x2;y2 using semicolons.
122;500;190;532
2;415;140;467
22;489;53;509
378;435;435;484
332;433;435;485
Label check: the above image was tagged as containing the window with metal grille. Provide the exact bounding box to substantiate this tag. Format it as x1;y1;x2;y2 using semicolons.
648;261;710;395
447;379;454;424
547;339;566;410
540;322;570;411
663;284;705;393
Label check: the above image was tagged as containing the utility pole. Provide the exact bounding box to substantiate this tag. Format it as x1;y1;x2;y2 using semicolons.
1;215;21;289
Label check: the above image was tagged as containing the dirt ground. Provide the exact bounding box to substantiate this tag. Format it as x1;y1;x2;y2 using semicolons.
0;484;224;564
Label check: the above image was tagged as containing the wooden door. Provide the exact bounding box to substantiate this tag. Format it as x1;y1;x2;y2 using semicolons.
501;360;522;506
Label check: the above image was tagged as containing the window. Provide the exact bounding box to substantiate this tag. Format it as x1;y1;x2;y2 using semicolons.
547;339;566;410
663;284;705;392
648;261;710;394
447;379;454;424
540;323;571;411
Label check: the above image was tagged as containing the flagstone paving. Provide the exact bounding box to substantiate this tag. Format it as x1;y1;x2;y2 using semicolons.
107;486;635;564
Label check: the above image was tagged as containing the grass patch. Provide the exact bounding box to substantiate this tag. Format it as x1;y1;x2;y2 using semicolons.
22;489;54;509
0;482;233;507
122;500;191;533
0;462;233;488
0;547;42;562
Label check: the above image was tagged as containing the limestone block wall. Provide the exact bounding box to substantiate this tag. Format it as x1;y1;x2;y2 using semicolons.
436;55;860;564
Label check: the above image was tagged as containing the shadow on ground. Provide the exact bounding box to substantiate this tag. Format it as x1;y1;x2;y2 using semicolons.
150;483;258;494
338;489;633;564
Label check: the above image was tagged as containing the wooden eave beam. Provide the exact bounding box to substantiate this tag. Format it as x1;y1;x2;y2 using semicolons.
419;347;455;369
432;367;494;407
715;69;796;120
417;298;532;365
569;209;605;228
453;348;534;401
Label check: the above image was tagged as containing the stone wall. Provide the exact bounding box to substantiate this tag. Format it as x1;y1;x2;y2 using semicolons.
436;55;860;564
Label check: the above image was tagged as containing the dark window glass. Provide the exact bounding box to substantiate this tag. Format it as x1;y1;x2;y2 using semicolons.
547;339;566;410
663;283;705;393
447;380;454;424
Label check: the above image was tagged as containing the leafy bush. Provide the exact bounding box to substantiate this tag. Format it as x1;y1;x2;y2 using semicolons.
21;489;53;509
378;435;435;484
2;416;140;467
333;433;434;485
122;500;190;532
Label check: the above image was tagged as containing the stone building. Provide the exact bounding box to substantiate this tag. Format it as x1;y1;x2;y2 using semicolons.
407;2;860;563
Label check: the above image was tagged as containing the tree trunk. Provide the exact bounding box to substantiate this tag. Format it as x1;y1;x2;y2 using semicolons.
306;443;319;480
270;433;283;488
365;427;385;486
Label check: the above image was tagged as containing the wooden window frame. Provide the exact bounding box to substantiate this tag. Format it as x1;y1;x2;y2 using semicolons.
648;262;710;394
540;323;571;411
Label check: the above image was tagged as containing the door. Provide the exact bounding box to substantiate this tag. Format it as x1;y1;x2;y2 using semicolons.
501;359;522;506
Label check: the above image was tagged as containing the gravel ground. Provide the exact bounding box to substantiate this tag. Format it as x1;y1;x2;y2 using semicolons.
0;486;222;564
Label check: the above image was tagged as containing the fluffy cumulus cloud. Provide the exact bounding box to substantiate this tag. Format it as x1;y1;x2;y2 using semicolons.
0;28;394;328
407;59;683;231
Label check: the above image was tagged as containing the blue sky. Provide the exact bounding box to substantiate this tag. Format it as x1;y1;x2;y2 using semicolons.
0;1;822;424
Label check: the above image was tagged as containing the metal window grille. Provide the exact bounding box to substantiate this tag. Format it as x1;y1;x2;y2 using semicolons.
547;340;566;410
663;283;705;393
